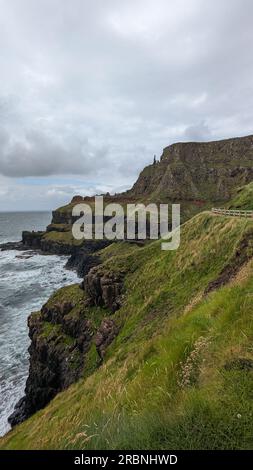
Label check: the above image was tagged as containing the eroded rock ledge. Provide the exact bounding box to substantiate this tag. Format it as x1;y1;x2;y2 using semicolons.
83;266;125;312
8;261;124;427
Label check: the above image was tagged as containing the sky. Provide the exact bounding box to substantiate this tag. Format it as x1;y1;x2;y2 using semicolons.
0;0;253;210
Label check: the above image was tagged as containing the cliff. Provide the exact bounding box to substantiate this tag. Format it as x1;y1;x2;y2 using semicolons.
41;134;253;239
9;253;124;427
2;211;253;449
128;135;253;202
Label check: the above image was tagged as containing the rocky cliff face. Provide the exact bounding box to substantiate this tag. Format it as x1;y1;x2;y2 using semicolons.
128;135;253;202
9;261;123;427
8;288;92;426
83;266;125;312
9;303;92;426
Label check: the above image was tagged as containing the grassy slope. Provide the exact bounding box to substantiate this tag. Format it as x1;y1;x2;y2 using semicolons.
1;212;253;450
42;230;84;246
228;182;253;210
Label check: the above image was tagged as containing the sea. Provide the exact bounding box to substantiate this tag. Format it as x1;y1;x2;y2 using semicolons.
0;212;78;437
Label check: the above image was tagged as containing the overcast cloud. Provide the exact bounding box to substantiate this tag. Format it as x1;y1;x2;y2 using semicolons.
0;0;253;210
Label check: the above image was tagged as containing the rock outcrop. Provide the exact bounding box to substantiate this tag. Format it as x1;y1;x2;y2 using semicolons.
0;241;24;251
22;231;45;249
95;318;119;360
64;241;110;276
9;261;125;427
9;286;95;427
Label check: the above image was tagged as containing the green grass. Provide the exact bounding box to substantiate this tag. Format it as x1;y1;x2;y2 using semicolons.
228;182;253;210
42;230;84;246
42;283;109;333
46;284;84;307
98;241;140;262
1;212;253;449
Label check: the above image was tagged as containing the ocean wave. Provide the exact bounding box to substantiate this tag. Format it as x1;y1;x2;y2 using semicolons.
0;249;78;437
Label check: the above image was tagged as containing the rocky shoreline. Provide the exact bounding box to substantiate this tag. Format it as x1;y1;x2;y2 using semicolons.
0;241;27;251
2;228;124;428
0;234;111;277
8;258;124;427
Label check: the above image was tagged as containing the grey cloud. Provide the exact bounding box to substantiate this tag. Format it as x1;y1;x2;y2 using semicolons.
0;0;253;209
183;121;212;142
0;126;110;177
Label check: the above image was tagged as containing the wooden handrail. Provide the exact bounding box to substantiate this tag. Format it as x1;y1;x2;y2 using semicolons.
212;208;253;218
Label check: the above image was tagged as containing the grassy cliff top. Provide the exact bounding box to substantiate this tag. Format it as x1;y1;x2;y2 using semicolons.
228;182;253;211
2;211;253;450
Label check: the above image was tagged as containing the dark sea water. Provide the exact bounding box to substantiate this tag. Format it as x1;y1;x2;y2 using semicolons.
0;212;78;436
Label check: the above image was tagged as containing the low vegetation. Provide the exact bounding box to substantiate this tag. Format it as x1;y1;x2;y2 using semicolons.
228;182;253;211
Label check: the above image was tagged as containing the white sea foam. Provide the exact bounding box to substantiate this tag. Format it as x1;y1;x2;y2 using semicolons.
0;249;78;437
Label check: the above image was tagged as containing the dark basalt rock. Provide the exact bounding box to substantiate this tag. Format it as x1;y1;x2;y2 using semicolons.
22;231;45;249
83;267;125;312
8;397;27;427
8;263;124;427
0;241;24;251
95;318;119;360
41;301;74;323
65;241;110;277
8;297;95;427
65;253;101;277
